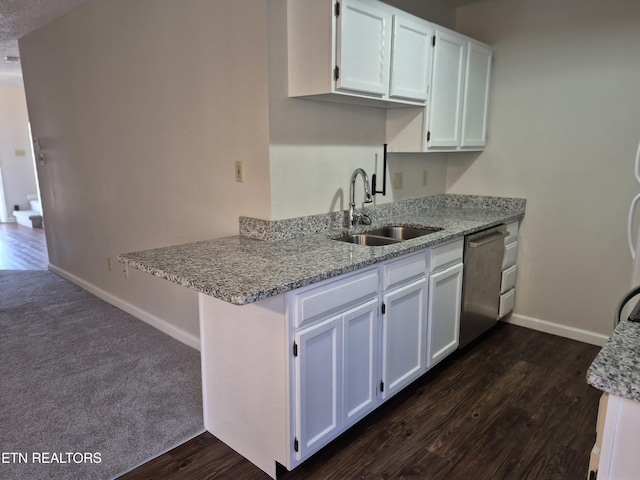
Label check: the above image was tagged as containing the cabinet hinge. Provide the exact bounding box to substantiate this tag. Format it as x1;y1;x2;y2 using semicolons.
427;131;431;142
381;303;386;314
294;437;299;452
334;65;340;81
432;36;436;47
293;342;298;357
380;381;384;393
335;1;340;16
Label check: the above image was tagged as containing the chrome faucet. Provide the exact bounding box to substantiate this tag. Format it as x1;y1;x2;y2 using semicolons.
349;168;373;227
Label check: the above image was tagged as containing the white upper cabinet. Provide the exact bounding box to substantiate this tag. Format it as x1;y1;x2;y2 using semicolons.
287;0;432;107
387;29;493;153
460;40;493;149
426;29;493;152
336;0;391;96
389;16;433;102
426;29;467;150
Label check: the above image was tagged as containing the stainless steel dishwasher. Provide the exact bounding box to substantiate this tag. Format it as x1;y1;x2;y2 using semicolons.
459;225;507;348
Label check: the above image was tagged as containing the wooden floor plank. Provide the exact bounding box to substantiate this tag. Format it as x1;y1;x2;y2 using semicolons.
119;323;602;480
0;222;48;270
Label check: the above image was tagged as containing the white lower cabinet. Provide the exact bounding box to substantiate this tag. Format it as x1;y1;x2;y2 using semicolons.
594;393;640;479
428;262;463;367
379;251;428;399
499;221;519;319
343;300;380;427
290;268;380;465
291;245;464;465
200;240;467;479
294;298;379;461
294;314;342;461
380;277;428;399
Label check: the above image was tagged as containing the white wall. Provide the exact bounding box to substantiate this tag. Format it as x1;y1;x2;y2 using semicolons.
266;0;453;220
19;0;273;346
0;84;37;222
451;0;640;339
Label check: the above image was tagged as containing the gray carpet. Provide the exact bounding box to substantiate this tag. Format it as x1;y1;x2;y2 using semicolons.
0;270;204;479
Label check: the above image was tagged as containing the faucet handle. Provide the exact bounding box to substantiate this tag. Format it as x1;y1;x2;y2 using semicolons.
352;211;372;226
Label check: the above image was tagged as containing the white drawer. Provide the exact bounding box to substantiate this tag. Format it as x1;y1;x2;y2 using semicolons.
504;221;519;245
502;241;518;270
383;251;427;291
429;238;464;273
291;268;379;328
499;288;515;319
501;265;517;293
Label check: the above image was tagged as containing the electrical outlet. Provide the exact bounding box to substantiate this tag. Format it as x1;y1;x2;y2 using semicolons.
235;161;244;182
422;170;429;187
107;257;112;272
392;172;403;189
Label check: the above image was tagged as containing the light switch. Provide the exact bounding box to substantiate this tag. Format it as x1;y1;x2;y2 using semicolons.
235;161;244;182
392;172;403;189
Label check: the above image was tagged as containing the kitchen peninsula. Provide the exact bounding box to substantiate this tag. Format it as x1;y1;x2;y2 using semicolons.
118;193;525;478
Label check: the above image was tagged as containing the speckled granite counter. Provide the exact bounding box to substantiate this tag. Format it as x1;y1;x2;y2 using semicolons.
587;320;640;402
118;194;525;306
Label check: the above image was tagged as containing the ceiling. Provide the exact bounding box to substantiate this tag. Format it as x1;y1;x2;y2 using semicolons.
0;0;92;77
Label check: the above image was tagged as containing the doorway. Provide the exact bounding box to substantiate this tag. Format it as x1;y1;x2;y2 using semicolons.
0;83;48;270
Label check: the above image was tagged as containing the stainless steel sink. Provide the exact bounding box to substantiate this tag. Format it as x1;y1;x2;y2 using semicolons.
365;226;443;240
334;234;402;246
333;225;443;246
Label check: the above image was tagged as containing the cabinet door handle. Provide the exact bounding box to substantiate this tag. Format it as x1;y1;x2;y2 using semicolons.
468;231;508;248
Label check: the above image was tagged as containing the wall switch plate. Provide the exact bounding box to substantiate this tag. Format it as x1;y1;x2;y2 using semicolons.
392;172;403;189
235;161;244;182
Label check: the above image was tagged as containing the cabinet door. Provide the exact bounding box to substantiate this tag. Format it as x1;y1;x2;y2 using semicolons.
389;15;433;102
428;262;463;368
342;299;379;428
336;0;392;96
294;315;343;460
427;29;467;150
460;41;492;149
380;278;427;400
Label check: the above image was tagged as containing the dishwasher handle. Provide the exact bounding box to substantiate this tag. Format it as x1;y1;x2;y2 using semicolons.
468;231;508;248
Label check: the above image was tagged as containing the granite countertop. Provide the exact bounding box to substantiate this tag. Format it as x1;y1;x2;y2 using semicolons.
118;194;525;306
587;319;640;402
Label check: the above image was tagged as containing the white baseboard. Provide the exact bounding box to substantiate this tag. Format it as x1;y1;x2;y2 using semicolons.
504;313;609;347
48;264;201;351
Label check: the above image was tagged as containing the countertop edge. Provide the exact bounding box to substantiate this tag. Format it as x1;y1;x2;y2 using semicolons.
118;205;524;306
586;319;640;403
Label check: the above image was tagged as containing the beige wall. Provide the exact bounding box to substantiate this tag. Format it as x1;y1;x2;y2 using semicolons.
451;0;640;339
19;0;272;346
0;84;37;222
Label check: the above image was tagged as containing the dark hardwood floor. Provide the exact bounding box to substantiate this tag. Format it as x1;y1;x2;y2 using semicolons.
0;222;48;270
119;323;602;480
